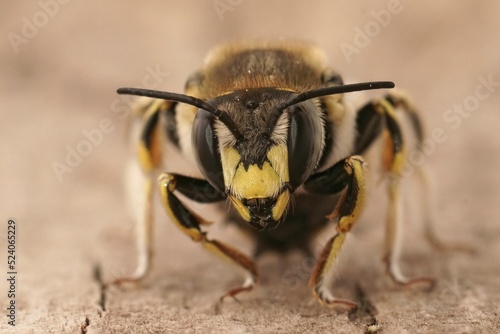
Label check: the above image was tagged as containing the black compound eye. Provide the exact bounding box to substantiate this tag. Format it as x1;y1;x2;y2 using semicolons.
192;109;225;192
287;102;324;189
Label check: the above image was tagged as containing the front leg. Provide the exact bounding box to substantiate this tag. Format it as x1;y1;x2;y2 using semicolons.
158;173;258;300
304;156;367;310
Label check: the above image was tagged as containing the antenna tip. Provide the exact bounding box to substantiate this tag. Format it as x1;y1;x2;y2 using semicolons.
374;81;395;89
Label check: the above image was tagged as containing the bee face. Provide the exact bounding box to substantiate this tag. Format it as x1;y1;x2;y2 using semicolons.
192;88;324;230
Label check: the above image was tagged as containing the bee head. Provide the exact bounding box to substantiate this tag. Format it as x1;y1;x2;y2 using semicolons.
117;81;394;231
192;88;326;230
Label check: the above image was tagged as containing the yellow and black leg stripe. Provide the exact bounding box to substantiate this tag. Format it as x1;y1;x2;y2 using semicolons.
137;100;167;172
158;173;258;300
304;156;366;309
353;96;407;176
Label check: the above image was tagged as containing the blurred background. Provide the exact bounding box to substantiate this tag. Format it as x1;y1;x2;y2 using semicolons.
1;1;499;333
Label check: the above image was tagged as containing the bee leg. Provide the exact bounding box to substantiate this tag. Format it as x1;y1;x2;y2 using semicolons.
385;93;474;253
158;173;258;301
110;100;166;286
383;176;435;289
376;98;435;289
352;95;436;288
304;156;367;310
353;100;384;155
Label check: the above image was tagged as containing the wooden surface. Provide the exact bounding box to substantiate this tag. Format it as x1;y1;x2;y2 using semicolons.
1;1;499;333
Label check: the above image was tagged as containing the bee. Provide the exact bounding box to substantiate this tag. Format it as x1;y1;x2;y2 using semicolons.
112;42;441;309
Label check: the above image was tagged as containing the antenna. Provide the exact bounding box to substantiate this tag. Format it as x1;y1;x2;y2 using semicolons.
117;87;243;139
266;81;395;134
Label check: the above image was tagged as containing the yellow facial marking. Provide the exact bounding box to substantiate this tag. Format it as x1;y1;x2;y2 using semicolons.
232;162;281;199
272;190;290;221
221;144;290;222
229;195;251;221
220;144;289;199
220;147;241;186
267;144;289;183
